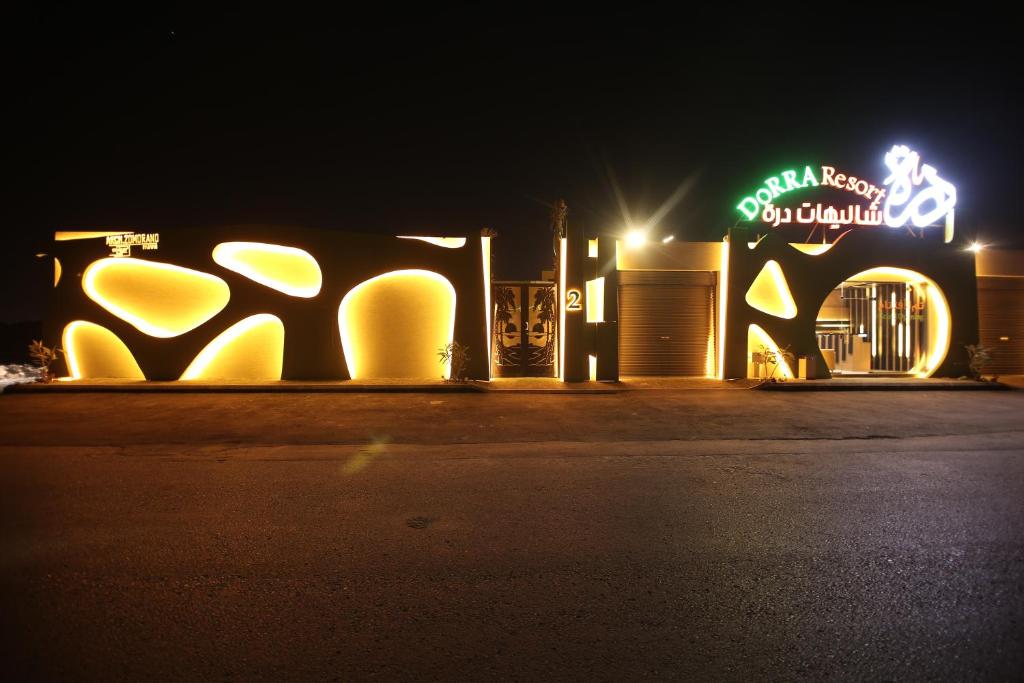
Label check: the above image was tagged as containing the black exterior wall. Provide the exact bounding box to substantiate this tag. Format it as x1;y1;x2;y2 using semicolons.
45;227;490;381
560;220;589;382
722;228;979;379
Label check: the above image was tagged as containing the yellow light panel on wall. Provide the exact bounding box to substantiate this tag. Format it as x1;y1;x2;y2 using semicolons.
747;323;794;379
212;242;322;298
338;270;456;380
54;258;62;287
585;277;605;323
83;258;230;337
717;239;729;379
396;236;467;248
62;320;145;379
180;314;284;380
482;236;492;377
789;243;834;256
54;231;130;241
745;259;798;319
558;238;567;379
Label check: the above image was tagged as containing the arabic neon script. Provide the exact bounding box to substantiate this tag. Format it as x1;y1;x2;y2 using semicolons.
761;203;884;229
882;145;957;228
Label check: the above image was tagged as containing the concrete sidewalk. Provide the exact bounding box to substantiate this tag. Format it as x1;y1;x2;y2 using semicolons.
756;376;1010;391
5;375;1017;394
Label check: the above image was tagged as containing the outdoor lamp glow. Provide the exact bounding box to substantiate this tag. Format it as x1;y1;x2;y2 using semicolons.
625;229;647;249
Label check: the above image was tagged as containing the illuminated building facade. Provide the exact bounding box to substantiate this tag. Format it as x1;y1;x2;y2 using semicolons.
47;227;490;381
42;147;1023;383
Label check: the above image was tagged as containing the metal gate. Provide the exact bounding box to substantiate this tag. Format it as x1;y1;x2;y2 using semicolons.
491;281;557;377
978;277;1024;374
618;271;715;376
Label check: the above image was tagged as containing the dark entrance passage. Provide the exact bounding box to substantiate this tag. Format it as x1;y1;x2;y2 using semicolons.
491;281;557;377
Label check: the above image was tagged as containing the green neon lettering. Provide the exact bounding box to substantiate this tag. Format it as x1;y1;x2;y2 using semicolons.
737;197;759;220
765;176;785;198
802;165;819;186
781;170;802;191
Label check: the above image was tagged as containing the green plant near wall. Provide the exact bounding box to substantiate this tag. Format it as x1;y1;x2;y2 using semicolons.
758;343;795;383
438;342;471;383
964;344;995;381
28;340;64;383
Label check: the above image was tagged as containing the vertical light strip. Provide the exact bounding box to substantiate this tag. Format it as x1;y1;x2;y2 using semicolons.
482;236;492;378
585;277;605;322
558;237;567;380
920;282;951;378
897;322;904;359
706;287;716;378
871;285;877;357
716;239;730;379
905;284;911;359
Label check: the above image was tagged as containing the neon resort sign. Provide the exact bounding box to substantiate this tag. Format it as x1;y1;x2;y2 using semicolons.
736;145;957;232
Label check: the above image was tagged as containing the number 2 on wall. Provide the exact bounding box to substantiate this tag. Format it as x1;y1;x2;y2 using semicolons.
566;289;582;311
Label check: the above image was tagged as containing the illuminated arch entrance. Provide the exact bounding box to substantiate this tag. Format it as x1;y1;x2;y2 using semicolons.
815;267;950;378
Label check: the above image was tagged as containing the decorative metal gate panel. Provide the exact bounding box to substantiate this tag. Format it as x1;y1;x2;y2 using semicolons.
492;281;557;377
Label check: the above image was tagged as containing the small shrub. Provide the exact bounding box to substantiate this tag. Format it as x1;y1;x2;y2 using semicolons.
27;340;64;383
965;344;994;381
438;341;471;383
759;344;795;382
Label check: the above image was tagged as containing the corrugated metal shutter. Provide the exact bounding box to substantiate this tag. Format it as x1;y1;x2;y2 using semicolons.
618;271;715;376
978;277;1024;374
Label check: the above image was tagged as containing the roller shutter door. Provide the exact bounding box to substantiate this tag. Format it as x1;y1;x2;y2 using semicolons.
618;271;715;376
978;277;1024;374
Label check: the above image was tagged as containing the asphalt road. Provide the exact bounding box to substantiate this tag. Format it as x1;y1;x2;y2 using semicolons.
2;390;1023;681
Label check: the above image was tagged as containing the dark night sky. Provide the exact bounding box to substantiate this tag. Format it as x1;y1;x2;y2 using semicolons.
4;7;1021;322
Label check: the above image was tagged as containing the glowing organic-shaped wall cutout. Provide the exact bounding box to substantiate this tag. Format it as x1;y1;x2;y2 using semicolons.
83;258;230;337
396;236;467;248
62;320;145;379
789;243;834;256
339;270;456;379
180;314;284;380
745;260;797;319
748;323;794;379
54;258;62;287
212;242;322;297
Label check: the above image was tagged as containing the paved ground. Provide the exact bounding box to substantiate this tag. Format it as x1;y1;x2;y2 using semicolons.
1;390;1023;681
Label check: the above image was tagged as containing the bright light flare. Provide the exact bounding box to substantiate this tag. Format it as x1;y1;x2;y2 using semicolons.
625;229;647;249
